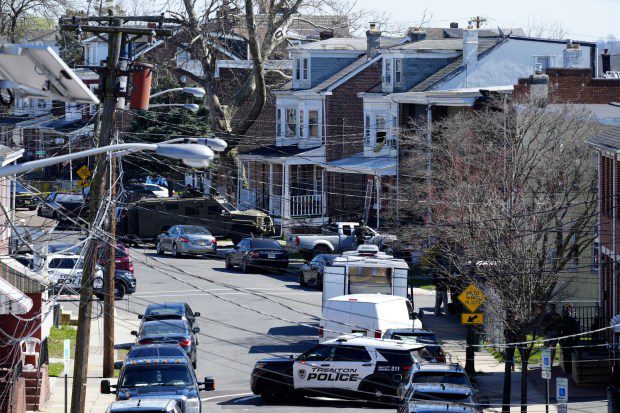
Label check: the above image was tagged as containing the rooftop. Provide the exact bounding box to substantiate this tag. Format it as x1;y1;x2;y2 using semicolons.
587;125;620;151
289;36;400;51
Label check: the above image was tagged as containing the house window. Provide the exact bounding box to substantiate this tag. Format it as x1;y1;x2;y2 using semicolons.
299;109;305;138
384;59;392;84
364;114;371;145
295;58;301;80
376;115;387;147
286;108;297;137
302;58;309;80
276;108;282;137
534;56;552;72
395;59;402;85
308;110;319;139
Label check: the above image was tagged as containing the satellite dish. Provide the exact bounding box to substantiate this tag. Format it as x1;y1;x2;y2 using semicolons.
0;44;99;104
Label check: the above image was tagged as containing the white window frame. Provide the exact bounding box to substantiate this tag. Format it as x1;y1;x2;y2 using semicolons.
383;58;392;86
292;54;311;88
394;58;402;86
533;55;554;73
276;99;322;146
364;110;397;153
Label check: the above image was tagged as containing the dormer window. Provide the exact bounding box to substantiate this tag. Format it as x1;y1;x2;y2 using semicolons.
384;59;392;84
293;56;310;88
394;59;402;85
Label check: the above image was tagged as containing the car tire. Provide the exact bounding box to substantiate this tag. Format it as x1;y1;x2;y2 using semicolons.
172;243;181;258
192;360;197;369
114;283;126;300
260;383;283;404
225;257;233;269
37;207;42;217
241;259;250;273
156;241;165;255
316;273;323;291
29;206;37;211
299;274;308;287
52;211;58;221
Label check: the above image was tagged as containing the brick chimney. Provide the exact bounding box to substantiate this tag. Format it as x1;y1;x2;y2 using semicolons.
563;40;583;68
602;48;611;74
408;28;427;43
366;22;381;59
529;66;549;105
320;29;334;41
450;22;459;29
463;24;479;72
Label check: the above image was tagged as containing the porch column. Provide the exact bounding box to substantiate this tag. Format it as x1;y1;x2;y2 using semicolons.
282;163;291;234
268;163;274;214
375;175;381;229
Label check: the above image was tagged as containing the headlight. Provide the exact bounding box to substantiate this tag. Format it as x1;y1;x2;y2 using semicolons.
185;397;201;413
255;362;267;369
93;277;104;289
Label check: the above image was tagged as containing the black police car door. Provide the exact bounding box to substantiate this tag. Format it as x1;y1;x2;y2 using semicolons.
293;344;335;391
329;345;375;391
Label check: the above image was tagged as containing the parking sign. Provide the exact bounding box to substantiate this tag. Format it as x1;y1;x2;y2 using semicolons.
63;339;70;375
556;377;568;403
541;348;552;372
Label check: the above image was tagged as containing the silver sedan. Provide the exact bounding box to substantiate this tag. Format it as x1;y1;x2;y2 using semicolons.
156;225;217;258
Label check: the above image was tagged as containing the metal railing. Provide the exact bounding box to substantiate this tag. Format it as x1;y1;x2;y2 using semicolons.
291;194;323;217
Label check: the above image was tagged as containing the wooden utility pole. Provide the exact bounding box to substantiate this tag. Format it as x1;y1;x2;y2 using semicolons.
60;13;173;412
470;15;487;28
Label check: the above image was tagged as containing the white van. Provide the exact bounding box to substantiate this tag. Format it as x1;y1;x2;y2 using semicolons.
319;294;423;342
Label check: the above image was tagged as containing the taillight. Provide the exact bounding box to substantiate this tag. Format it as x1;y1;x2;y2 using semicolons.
319;327;324;338
178;338;192;347
295;236;300;246
211;239;217;245
403;365;412;371
179;237;190;243
374;330;382;338
249;251;260;258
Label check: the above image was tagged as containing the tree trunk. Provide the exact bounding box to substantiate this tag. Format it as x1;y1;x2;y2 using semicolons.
519;347;529;413
502;345;515;413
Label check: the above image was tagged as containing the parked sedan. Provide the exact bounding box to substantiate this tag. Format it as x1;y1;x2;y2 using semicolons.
138;302;200;329
383;328;446;362
156;225;217;258
225;238;288;272
131;319;199;368
98;244;134;273
299;254;338;289
38;192;86;221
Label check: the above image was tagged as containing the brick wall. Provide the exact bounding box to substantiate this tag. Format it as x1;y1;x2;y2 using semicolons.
325;60;381;162
0;377;26;413
514;68;620;103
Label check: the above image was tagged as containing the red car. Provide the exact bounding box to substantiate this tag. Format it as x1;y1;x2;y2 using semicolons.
98;244;134;274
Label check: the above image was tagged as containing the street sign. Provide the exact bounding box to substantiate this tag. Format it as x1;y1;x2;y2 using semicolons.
63;339;70;375
556;377;568;403
77;180;90;188
461;312;484;325
541;370;551;379
457;284;486;312
76;165;91;180
542;348;552;373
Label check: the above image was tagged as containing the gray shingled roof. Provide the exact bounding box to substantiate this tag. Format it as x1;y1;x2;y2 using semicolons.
392;38;465;51
408;38;504;92
291;36;400;51
587;126;620;151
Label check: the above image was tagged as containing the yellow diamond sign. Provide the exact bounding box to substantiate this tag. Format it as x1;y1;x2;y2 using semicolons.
76;165;91;180
457;284;486;313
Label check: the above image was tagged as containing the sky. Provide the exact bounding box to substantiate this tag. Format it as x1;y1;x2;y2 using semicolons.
352;0;619;41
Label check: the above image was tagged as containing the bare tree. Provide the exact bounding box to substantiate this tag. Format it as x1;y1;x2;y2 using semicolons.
400;96;602;411
525;17;568;39
0;0;65;41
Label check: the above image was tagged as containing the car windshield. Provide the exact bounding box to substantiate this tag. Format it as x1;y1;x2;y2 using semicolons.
412;372;469;386
128;346;185;358
55;194;84;203
146;308;183;318
48;258;81;269
391;333;439;345
15;182;28;193
215;198;236;212
98;245;128;258
142;322;187;336
249;239;281;249
181;226;211;235
48;244;82;254
120;364;193;388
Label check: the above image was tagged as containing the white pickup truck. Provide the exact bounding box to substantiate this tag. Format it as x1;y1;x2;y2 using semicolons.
286;222;396;261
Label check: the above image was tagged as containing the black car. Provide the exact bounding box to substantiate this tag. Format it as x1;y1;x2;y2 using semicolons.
299;254;338;289
93;270;137;300
14;182;38;210
101;356;214;412
131;319;199;368
383;328;446;362
138;302;200;329
38;192;86;221
114;343;189;370
225;238;288;272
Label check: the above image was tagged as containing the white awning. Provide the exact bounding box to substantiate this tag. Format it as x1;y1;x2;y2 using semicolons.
0;277;32;315
324;153;396;176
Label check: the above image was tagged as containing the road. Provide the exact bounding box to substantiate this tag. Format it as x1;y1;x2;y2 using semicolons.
115;244;399;412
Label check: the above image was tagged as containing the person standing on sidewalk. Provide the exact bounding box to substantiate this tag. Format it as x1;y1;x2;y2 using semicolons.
541;303;563;360
434;271;449;316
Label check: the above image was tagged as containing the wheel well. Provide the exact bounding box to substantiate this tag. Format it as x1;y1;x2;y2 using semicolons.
359;375;395;395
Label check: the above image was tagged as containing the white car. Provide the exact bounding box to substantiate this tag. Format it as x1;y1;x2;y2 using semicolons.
41;254;103;293
142;184;169;198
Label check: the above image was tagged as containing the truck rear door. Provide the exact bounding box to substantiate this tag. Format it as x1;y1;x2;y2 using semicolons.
322;265;346;306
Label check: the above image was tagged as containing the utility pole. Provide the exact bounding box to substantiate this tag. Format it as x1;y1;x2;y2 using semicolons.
470;15;487;28
60;13;173;412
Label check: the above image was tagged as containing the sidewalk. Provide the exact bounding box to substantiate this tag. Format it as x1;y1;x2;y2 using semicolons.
40;306;139;413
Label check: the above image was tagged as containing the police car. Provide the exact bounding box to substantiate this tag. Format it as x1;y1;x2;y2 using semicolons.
250;335;426;404
100;357;214;413
401;401;478;413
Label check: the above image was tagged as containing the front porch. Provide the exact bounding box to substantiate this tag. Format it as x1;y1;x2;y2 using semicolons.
238;145;327;231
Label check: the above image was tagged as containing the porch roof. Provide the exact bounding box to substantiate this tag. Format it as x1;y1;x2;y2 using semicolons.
0;256;52;294
324;152;396;176
0;277;32;315
238;144;325;165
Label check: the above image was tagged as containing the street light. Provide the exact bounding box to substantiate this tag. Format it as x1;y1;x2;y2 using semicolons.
0;143;214;177
149;103;200;113
149;87;205;99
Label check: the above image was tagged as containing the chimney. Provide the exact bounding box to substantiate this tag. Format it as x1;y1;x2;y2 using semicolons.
366;22;381;59
408;28;427;43
463;24;479;72
529;66;549;105
563;39;583;68
320;30;334;41
450;22;459;29
602;48;611;74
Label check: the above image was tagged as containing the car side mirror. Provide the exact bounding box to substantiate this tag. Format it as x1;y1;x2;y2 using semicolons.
202;376;215;391
193;327;200;334
289;354;295;360
100;379;114;394
130;330;137;336
194;312;201;317
113;361;124;370
137;314;143;319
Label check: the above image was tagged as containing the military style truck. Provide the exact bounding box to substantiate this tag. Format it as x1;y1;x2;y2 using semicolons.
117;196;273;245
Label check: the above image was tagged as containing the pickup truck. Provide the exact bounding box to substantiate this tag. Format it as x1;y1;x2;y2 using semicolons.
286;222;396;261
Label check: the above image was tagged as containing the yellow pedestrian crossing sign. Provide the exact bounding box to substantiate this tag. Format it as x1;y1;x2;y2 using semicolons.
77;180;90;188
76;165;91;180
457;284;486;313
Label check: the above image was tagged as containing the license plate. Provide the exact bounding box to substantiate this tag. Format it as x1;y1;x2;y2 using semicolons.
268;253;276;259
198;240;206;245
